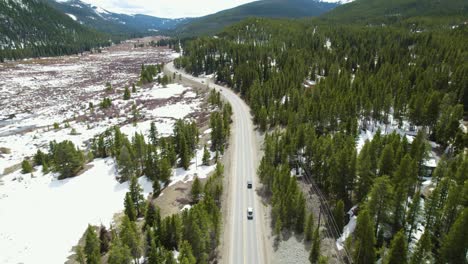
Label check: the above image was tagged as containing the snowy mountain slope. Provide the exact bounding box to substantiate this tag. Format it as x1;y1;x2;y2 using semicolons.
47;0;192;35
0;0;110;61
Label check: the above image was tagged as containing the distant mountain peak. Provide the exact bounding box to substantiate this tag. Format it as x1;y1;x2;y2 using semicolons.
320;0;355;4
47;0;192;35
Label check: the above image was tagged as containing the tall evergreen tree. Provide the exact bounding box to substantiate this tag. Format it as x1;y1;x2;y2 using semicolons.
191;176;202;203
309;228;321;264
353;209;375;264
123;87;131;100
378;144;394;176
149;121;159;146
385;230;407;264
124;193;137;221
305;212;314;242
202;145;210;166
439;207;468;264
410;231;432;264
118;145;135;182
367;176;392;234
129;176;145;218
84;225;101;264
178;240;196;264
334;200;345;233
75;245;86;264
120;215;142;263
107;235;132;264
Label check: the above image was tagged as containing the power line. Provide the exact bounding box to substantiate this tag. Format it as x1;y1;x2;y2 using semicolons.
295;157;353;264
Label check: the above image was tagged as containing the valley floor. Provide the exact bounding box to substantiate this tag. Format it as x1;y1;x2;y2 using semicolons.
0;38;214;263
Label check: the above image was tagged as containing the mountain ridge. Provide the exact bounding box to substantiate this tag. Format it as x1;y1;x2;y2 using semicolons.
46;0;192;36
172;0;339;37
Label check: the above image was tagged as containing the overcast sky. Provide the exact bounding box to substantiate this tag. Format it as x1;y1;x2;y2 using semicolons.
80;0;259;18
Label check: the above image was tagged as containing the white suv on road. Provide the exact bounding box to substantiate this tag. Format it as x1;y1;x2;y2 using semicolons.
247;207;254;220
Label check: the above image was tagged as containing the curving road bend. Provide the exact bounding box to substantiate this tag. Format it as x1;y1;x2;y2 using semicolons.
165;62;268;264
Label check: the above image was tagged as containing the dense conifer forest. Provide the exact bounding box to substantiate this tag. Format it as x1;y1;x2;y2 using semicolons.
175;16;467;263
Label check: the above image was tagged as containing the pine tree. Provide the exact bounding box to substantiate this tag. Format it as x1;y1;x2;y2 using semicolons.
305;212;314;242
309;228;320;264
159;157;172;184
258;107;268;131
392;186;407;233
129;176;145;218
334;200;345;233
147;229;165;264
353;208;375;264
149;121;159;146
164;250;175;264
108;235;132;264
357;142;374;202
275;217;282;239
152;179;161;197
52;140;85;179
378;144;394;176
385;230;407;264
295;192;306;234
124;193;137;221
84;225;101;264
120;215;141;263
118;145;135;182
75;245;86;264
178;240;196;264
144;201;158;230
21;159;33;174
99;225;111;254
202;145;210;165
179;135;190;170
406;192;421;240
439;207;468;264
132;133;147;174
123;86;131;100
410;231;432;264
132;83;136;93
191;176;202;203
367;176;392;234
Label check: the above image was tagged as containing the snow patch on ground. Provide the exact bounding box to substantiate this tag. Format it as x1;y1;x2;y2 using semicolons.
180;204;192;211
120;119;175;139
151;100;201;120
169;148;216;187
66;13;77;21
0;159;152;264
336;205;357;250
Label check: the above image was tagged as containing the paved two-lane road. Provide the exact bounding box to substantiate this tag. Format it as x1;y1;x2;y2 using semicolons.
165;62;268;264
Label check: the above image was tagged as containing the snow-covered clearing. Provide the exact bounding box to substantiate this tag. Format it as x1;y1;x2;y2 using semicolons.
0;159;152;264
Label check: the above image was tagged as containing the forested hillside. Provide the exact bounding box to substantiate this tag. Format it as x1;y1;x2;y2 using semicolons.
0;0;112;61
324;0;468;25
46;0;191;36
173;0;338;37
176;15;467;263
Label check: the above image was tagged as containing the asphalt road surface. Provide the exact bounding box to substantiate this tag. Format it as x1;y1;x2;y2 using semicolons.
165;62;268;264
